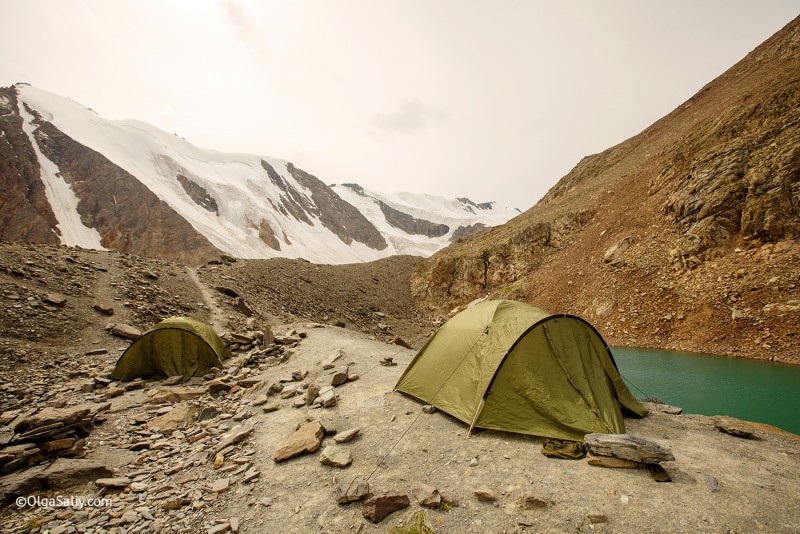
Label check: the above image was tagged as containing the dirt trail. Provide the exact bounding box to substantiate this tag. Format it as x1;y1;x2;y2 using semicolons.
186;266;226;332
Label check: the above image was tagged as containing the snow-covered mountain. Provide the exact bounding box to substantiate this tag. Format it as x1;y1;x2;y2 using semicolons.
0;84;519;264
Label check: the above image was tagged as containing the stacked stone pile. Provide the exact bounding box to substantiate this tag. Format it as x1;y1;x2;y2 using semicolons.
0;404;108;476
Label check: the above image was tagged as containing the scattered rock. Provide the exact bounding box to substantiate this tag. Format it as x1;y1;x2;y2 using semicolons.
214;423;255;454
712;416;756;438
319;446;352;468
94;477;131;488
322;349;344;370
473;486;496;502
335;475;371;504
390;335;411;348
520;494;549;510
588;513;609;524
110;323;142;341
147;403;199;432
706;474;721;493
332;428;360;443
43;293;67;307
211;478;230;493
92;303;114;315
586;453;644;469
273;421;324;462
362;494;410;523
584;433;675;464
603;236;634;263
331;366;349;387
413;483;442;507
641;402;683;415
236;297;253;316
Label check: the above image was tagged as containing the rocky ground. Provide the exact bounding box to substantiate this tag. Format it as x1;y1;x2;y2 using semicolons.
0;242;799;533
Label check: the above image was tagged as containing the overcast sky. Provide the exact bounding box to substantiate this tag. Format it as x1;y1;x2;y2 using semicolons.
1;1;797;210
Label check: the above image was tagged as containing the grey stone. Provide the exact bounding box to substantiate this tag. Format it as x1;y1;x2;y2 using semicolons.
413;483;441;507
335;475;371;503
641;402;683;415
213;423;255;454
333;428;360;443
211;478;230;493
95;477;131;488
111;323;142;340
322;349;344;370
331;366;349;387
603;236;634;263
44;459;113;489
319;446;352;468
584;433;675;464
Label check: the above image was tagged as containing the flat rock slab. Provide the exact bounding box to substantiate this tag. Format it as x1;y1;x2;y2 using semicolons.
712;416;756;438
147;387;205;404
642;402;684;415
273;421;324;462
584;433;675;464
95;477;132;488
111;323;142;340
45;458;114;489
0;458;119;501
319;446;352;468
147;402;199;432
586;453;644;469
214;423;255;454
362;494;410;523
15;406;90;433
336;475;371;504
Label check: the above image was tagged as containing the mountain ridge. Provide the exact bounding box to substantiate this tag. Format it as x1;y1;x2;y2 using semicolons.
0;84;517;265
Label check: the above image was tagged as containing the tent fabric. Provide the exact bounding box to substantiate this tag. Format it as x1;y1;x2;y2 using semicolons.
110;317;229;381
394;300;647;441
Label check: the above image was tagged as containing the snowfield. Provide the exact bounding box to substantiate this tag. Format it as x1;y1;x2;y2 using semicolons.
16;84;518;263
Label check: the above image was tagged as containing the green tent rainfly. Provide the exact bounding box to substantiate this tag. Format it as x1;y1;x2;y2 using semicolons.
394;300;648;441
110;317;229;381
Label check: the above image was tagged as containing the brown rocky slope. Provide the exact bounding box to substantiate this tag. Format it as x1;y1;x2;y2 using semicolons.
412;16;800;363
0;243;798;533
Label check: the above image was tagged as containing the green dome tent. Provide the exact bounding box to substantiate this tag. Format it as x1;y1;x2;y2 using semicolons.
394;300;647;441
110;317;230;381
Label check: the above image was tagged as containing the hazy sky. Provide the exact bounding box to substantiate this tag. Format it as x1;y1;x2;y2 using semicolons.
1;2;797;210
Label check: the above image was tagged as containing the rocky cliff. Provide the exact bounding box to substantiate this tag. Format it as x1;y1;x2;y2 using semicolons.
412;17;800;363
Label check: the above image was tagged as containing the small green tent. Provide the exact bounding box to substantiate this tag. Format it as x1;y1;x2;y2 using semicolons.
110;317;229;381
394;300;647;441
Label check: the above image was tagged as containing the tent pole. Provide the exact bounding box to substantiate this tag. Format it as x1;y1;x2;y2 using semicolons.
468;398;486;437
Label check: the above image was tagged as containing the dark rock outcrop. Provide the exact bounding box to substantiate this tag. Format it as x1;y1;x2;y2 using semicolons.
378;200;449;237
0;88;60;244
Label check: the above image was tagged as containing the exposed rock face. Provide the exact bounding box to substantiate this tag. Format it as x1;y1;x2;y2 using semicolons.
378;200;449;237
33;120;221;265
412;16;800;362
287;163;388;251
450;222;488;242
176;174;218;214
0;88;59;244
261;160;388;251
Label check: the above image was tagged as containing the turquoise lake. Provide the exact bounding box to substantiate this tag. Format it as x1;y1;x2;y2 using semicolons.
611;347;800;435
